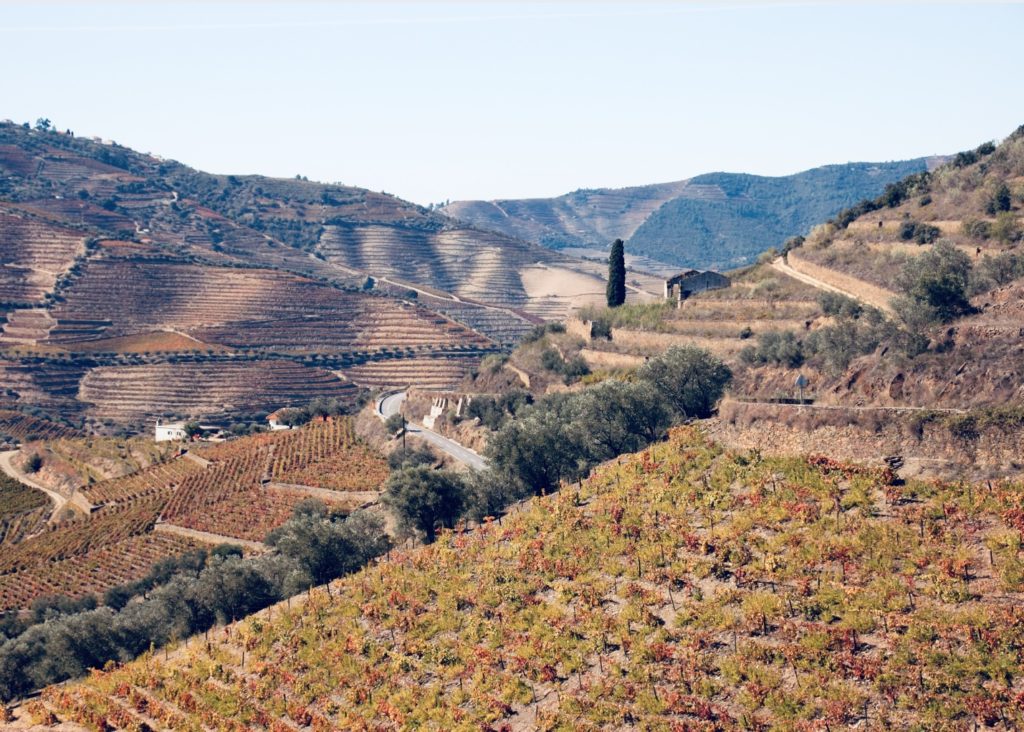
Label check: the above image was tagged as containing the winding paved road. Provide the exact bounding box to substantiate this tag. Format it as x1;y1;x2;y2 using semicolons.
377;392;487;470
0;449;67;522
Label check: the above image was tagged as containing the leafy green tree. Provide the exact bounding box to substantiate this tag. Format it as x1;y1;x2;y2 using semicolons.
266;509;388;584
485;407;581;497
636;346;732;419
606;238;626;307
894;240;974;323
569;381;671;460
463;470;524;522
383;467;467;543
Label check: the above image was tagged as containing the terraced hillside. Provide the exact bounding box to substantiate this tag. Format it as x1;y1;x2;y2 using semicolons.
0;208;85;307
0;495;197;611
444;159;939;270
26;427;1024;730
794;131;1024;297
0;123;544;425
576;266;823;370
0;410;80;442
731;127;1024;409
0;420;388;613
50;257;491;352
0;122;593;346
78;360;359;424
0;360;89;417
337;355;483;391
0;473;50;546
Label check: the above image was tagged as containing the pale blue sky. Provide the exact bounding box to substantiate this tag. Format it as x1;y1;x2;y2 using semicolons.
3;2;1023;204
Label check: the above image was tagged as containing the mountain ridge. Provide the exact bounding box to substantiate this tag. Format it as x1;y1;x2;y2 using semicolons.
443;157;944;270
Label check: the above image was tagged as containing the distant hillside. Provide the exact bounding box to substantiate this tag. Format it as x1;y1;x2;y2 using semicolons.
0;123;571;428
443;180;691;251
443;159;940;270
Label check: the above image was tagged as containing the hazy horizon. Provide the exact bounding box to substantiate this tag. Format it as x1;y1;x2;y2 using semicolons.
4;1;1023;205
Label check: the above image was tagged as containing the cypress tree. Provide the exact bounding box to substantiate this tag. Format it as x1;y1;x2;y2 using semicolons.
606;238;626;307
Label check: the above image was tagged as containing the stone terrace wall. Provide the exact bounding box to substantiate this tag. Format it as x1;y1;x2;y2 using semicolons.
708;400;1024;481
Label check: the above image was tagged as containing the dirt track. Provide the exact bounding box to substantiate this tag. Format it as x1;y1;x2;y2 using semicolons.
772;255;895;313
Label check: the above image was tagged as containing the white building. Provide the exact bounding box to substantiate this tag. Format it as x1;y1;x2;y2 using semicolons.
266;410;292;431
154;421;188;442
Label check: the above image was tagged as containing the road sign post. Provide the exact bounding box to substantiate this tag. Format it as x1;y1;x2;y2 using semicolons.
794;373;809;403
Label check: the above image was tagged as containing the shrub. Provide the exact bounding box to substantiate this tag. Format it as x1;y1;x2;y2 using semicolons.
972;252;1024;291
817;291;863;319
992;212;1021;244
986;183;1012;215
740;331;804;368
782;235;804;254
384;413;405;434
521;322;566;344
561;355;590;384
479;353;508;373
961;218;992;240
540;348;564;373
25;454;43;473
953;150;978;168
895;241;974;323
590;317;612;340
899;221;940;244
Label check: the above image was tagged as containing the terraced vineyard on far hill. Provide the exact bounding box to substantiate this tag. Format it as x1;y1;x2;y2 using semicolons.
316;223;562;309
0;124;552;427
0;209;85;306
27;426;1024;730
0;409;80;442
78;360;360;424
